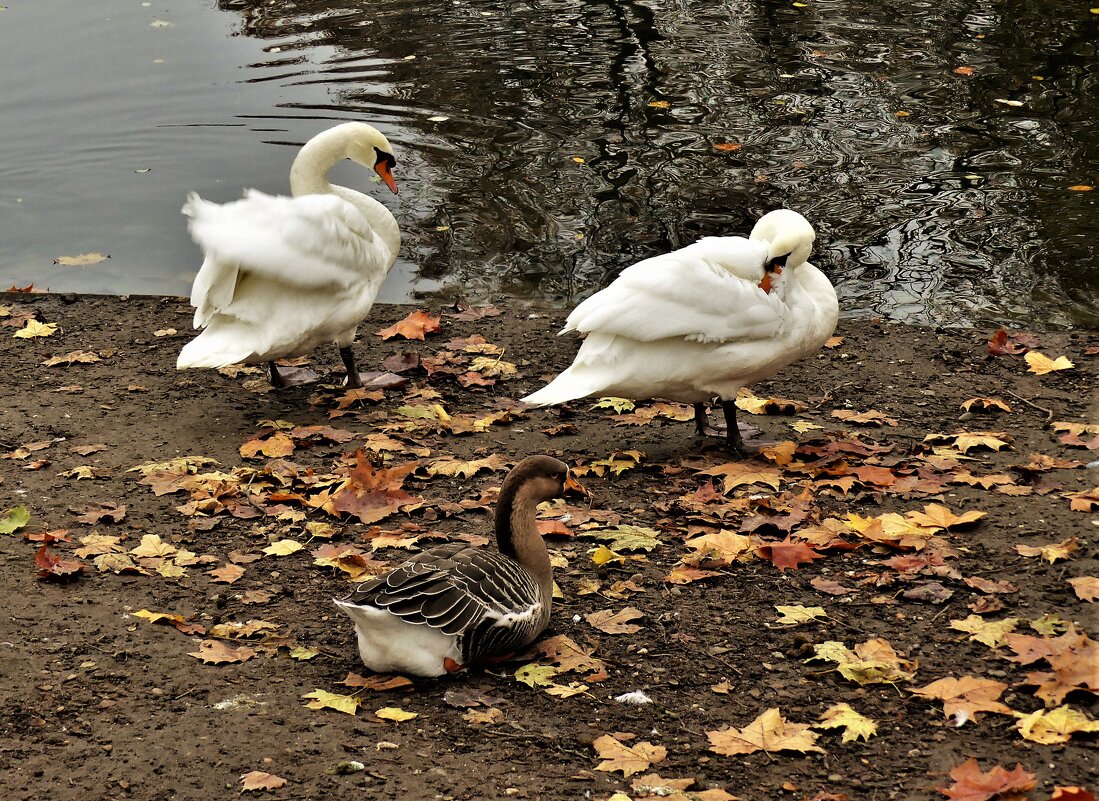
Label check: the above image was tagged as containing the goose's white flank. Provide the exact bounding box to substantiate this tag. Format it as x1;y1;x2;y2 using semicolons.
334;455;569;677
522;209;838;453
176;122;401;388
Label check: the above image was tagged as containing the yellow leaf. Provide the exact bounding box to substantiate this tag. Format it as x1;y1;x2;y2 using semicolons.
1067;185;1094;191
909;676;1014;723
592;397;635;413
463;706;505;724
375;706;418;722
960;397;1012;413
302;689;359;715
591;544;626;566
593;734;668;777
54;252;108;266
13;320;58;339
289;646;320;660
949;615;1020;648
1025;351;1074;374
905;503;985;530
707;708;824;755
1016;706;1099;745
1014;536;1080;564
809;638;916;685
263;539;304;557
774;605;828;626
514;663;560;687
647;100;670;108
814;703;877;742
544;681;589;699
128;534;177;559
571;156;586;164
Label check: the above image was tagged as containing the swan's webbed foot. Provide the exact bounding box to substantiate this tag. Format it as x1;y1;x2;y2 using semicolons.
695;401;772;457
694;402;728;438
269;361;320;387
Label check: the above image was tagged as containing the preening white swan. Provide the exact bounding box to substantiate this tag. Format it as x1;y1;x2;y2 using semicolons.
176;122;401;388
521;209;838;454
334;455;568;677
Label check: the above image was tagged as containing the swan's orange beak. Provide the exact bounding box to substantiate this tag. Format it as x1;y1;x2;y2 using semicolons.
375;160;398;194
759;265;782;294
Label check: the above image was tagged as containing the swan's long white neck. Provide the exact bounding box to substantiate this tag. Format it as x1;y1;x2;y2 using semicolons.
289;126;360;197
288;124;401;259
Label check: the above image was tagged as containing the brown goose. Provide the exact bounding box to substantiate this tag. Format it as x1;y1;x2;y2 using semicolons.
334;455;568;676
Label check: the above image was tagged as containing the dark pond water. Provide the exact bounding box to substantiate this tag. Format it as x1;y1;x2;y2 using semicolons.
1;0;1096;326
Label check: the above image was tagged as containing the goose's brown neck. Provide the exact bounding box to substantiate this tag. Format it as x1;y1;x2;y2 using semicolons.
495;484;552;599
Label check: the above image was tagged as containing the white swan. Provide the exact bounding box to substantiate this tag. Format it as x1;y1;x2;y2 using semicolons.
334;455;568;677
522;209;838;454
176;122;401;388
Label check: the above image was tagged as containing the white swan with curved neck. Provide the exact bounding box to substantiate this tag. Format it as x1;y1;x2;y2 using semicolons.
522;209;838;454
176;122;401;388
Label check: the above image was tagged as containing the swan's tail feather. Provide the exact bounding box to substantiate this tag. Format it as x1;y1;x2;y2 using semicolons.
521;367;605;407
176;330;255;370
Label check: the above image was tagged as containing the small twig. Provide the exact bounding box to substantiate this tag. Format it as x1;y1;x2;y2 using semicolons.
1003;390;1054;425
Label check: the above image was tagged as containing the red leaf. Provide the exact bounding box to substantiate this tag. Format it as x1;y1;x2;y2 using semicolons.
34;545;85;580
756;536;825;572
938;757;1036;801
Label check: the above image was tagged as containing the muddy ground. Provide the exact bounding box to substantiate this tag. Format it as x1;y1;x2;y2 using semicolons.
0;292;1095;801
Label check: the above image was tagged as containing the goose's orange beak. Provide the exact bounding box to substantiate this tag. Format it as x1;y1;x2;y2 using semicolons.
375;160;398;194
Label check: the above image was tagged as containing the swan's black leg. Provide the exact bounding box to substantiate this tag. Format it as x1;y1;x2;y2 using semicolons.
721;400;768;457
340;346;363;389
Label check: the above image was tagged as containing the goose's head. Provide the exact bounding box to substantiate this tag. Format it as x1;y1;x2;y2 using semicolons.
502;455;570;505
336;122;399;195
749;210;816;290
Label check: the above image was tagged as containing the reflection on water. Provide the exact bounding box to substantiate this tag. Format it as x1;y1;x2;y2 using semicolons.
0;0;1095;325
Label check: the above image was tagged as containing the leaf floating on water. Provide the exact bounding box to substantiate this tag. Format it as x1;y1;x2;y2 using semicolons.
54;252;109;266
647;100;670;109
994;98;1025;107
1068;185;1094;191
953;66;975;76
713;142;742;152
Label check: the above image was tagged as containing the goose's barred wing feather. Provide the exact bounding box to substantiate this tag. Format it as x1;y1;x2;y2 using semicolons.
342;544;544;662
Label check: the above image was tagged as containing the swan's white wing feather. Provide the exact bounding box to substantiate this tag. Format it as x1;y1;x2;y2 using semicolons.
564;236;782;343
184;190;386;304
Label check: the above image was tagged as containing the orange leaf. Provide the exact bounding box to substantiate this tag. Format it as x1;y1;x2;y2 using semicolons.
1051;789;1097;801
188;639;256;664
376;310;441;340
953;66;976;76
240;771;287;793
937;757;1036;801
586;607;644;635
1068;576;1099;602
909;676;1014;723
325;451;422;524
757;536;824;572
1025;351;1074;375
34;545;85;579
713;142;742;152
593;734;667;777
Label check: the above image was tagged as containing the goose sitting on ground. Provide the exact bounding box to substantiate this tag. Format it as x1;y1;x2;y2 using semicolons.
522;209;838;454
334;455;569;677
176;122;401;388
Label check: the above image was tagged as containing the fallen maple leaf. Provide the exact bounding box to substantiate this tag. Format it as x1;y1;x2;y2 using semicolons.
424;454;508;478
907;503;986;530
13;320;58;338
239;771;287;793
208;563;246;584
698;462;782;493
341;673;414;691
757;536;824;572
41;350;102;367
664;565;722;584
961;397;1012;413
239;431;295;460
707;707;824;756
0;505;31;535
950;615;1019;648
376;309;441;340
938;757;1036;801
1025;351;1074;375
593;734;667;777
814;702;877;742
375;706;418;722
534;634;606;674
1015;705;1099;744
1049;788;1097;801
683;530;753;566
832;409;898;426
300;689;360;715
325;451;422;524
774;605;828;626
910;676;1014;724
1014;537;1080;563
630;773;737;801
34;545;85;580
463;707;505;725
187;639;256;664
923;431;1012;454
586;607;644;635
263;539;303;557
810;638;916;685
1026;635;1099;706
1068;576;1098;602
71;502;126;525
